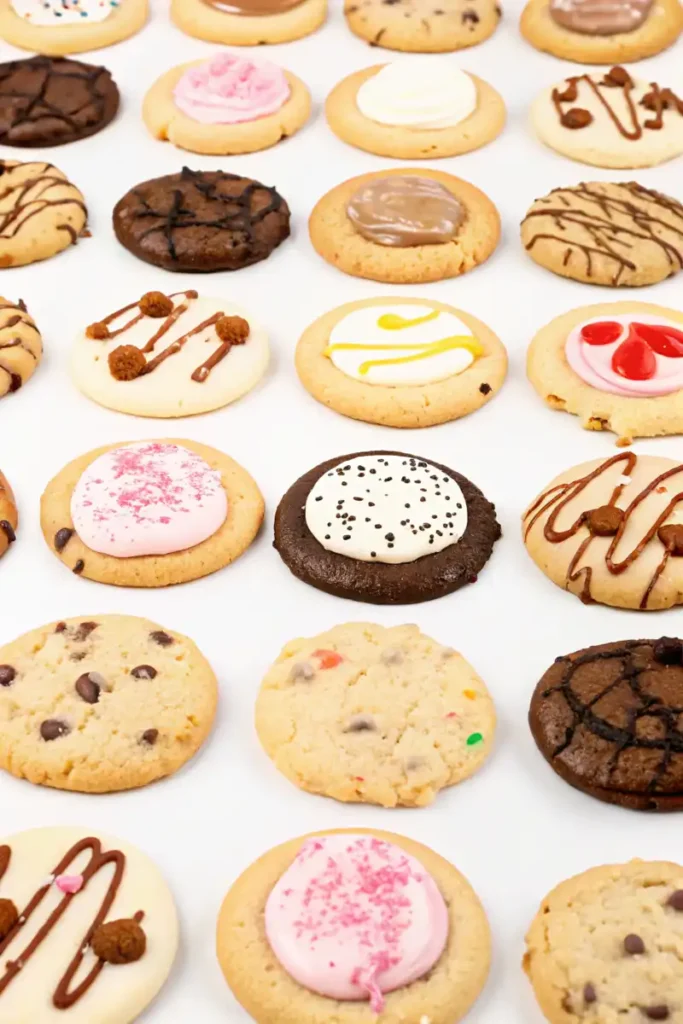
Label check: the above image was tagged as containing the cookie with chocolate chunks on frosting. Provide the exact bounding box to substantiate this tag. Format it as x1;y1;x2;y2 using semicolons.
171;0;327;46
0;470;17;562
0;159;87;268
274;450;501;604
344;0;502;52
0;825;177;1020
0;297;42;398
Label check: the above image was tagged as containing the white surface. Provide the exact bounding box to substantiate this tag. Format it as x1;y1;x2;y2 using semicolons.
1;4;683;1022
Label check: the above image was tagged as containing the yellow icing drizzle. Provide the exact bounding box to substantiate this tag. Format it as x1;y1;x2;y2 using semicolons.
376;310;441;330
324;335;483;375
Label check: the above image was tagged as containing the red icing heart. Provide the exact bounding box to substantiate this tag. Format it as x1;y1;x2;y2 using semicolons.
581;321;623;346
612;334;656;380
632;322;683;358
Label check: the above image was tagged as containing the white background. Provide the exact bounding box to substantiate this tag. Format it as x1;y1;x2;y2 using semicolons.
2;1;683;1020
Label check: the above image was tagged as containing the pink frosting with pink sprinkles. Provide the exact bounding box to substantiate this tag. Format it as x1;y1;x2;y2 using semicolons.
70;441;227;558
264;835;449;1011
173;52;290;125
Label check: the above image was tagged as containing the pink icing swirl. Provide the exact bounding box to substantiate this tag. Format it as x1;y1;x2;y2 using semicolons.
172;52;291;125
264;834;449;1011
566;315;683;397
70;441;228;558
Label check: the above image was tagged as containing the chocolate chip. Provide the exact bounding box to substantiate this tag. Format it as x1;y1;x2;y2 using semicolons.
586;505;624;536
72;621;98;642
479;382;492;395
54;528;74;552
73;560;85;575
643;1007;670;1021
55;622;67;633
75;673;101;704
149;631;173;647
0;665;15;687
624;933;645;955
667;889;683;910
658;524;683;555
141;729;158;746
0;521;15;543
131;665;157;680
584;982;597;1005
40;719;70;741
562;107;593;129
654;638;683;666
344;715;376;733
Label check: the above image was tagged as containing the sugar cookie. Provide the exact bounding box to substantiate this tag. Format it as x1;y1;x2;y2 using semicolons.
0;0;147;55
171;0;327;45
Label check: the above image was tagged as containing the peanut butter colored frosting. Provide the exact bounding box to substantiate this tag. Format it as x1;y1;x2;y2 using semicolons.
346;176;464;248
201;0;305;13
549;0;654;36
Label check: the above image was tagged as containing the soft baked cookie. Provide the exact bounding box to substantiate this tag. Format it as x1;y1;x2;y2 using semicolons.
295;296;507;428
0;825;178;1022
521;182;683;287
41;439;264;587
113;168;290;273
530;637;683;811
344;0;502;51
0;0;147;54
523;451;683;611
525;859;683;1023
71;289;269;418
0;159;87;268
171;0;327;45
0;615;217;793
325;61;505;160
0;469;17;560
531;65;683;169
143;52;310;157
217;829;490;1024
275;450;501;604
0;296;42;398
527;302;683;445
309;168;500;284
256;622;495;808
520;0;683;63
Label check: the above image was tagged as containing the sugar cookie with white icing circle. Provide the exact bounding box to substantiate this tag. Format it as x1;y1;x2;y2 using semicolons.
0;0;148;55
171;0;327;46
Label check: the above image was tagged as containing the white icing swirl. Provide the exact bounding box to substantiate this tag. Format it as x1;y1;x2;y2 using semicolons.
356;60;477;130
11;0;119;23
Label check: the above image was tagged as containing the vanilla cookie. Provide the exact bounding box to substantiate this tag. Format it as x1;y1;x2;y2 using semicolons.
523;452;683;610
40;439;264;587
0;297;41;398
72;289;269;418
0;615;217;793
171;0;327;45
295;297;506;428
143;52;311;156
531;65;683;169
0;159;86;268
0;469;17;561
325;61;505;160
309;168;500;284
0;0;148;55
521;0;683;63
217;829;490;1024
344;0;502;52
0;825;178;1022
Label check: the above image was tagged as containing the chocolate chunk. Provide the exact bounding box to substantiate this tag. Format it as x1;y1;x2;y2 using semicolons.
73;560;85;575
139;291;173;318
91;918;146;964
0;665;15;687
55;622;67;633
131;665;157;680
479;382;492;395
344;715;376;733
643;1007;670;1021
667;890;683;910
624;933;645;955
149;631;173;647
75;673;101;704
54;527;74;552
658;524;683;555
72;621;98;642
586;505;624;536
654;638;683;665
584;982;597;1004
0;898;18;941
141;729;158;746
562;108;593;129
0;520;15;543
40;719;70;741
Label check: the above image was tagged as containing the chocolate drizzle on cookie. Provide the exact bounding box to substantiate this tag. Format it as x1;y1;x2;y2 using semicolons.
0;160;87;248
551;67;683;139
0;300;40;396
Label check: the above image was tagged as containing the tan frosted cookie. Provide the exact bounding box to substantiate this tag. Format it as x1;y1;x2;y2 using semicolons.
0;159;86;268
344;0;502;51
171;0;327;45
525;859;683;1023
523;452;683;610
0;0;147;55
255;622;495;808
0;825;178;1022
531;66;683;169
0;469;17;560
520;0;683;63
0;615;217;793
40;439;264;588
217;828;491;1024
143;54;311;157
0;296;41;398
295;296;507;428
309;168;500;285
528;302;683;445
521;182;683;288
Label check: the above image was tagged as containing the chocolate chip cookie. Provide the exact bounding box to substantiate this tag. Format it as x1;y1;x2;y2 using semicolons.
344;0;503;52
0;297;41;398
0;469;17;561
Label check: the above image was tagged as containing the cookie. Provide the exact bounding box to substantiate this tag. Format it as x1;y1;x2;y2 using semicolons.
0;296;41;398
0;614;217;793
531;66;683;169
523;451;683;611
0;159;87;268
344;0;502;52
71;288;269;418
309;168;500;284
40;439;264;587
0;0;147;54
295;297;507;428
525;859;683;1023
0;469;17;561
527;302;683;445
274;450;501;604
171;0;327;45
217;829;490;1024
530;638;683;812
520;0;683;63
521;182;683;288
0;825;178;1021
113;167;290;273
143;53;311;157
0;57;118;147
256;622;495;808
325;61;505;160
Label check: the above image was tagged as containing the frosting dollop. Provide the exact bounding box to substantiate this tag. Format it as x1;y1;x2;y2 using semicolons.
356;60;478;129
70;441;228;557
566;315;683;397
347;176;464;247
550;0;653;35
10;0;118;24
265;834;449;1011
173;53;290;125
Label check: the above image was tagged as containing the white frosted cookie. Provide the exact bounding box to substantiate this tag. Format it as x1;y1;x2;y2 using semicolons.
0;826;177;1022
71;289;268;418
0;0;148;54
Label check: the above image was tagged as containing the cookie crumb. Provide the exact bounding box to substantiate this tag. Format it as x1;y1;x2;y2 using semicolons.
92;919;146;964
216;315;249;345
139;291;173;318
108;345;146;381
86;321;109;340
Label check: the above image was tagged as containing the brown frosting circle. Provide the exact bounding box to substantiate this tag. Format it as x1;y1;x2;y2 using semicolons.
549;0;654;35
201;0;305;13
346;175;465;248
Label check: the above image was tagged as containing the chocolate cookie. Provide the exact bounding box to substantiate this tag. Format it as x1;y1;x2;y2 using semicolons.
112;167;291;273
274;450;501;604
530;638;683;811
0;56;119;147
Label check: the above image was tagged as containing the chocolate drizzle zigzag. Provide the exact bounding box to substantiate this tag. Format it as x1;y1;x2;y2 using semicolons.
0;299;40;394
0;160;86;245
551;66;683;139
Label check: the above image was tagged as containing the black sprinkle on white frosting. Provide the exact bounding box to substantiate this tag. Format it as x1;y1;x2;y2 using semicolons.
305;454;468;564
